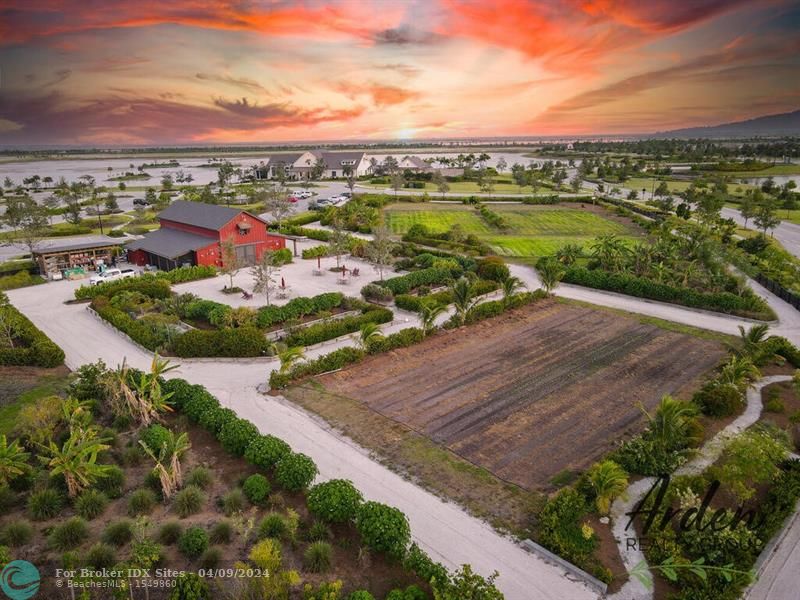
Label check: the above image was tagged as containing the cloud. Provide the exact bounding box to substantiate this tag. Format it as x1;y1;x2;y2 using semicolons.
196;73;269;94
0;91;366;145
372;25;443;45
336;82;420;107
372;63;422;78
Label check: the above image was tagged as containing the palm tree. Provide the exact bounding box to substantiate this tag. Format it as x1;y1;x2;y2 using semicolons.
104;356;176;428
418;302;446;336
719;356;761;391
501;276;525;306
278;346;305;374
730;324;770;360
358;322;384;349
449;277;477;326
587;460;628;515
537;257;565;295
0;435;30;486
39;427;112;497
590;234;629;272
641;395;699;451
139;429;190;499
555;244;582;266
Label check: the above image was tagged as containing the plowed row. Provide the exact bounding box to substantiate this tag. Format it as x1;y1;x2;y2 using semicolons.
320;301;724;490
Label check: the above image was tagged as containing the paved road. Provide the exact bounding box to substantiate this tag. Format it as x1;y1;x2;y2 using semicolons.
6;277;599;600
721;206;800;258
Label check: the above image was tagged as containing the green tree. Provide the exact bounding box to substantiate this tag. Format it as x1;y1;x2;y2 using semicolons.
449;277;477;326
587;460;628;515
358;322;384;349
432;565;503;600
39;427;112;498
739;192;757;230
754;196;780;235
220;236;241;289
590;234;629;272
418;301;446;336
251;250;281;306
537;257;564;295
364;225;394;281
278;346;305;374
501;275;524;306
432;171;450;198
718;426;788;501
0;435;30;486
390;172;405;198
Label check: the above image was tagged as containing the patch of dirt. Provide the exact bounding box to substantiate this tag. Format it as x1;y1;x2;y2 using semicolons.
319;300;725;491
759;379;800;450
0;365;70;407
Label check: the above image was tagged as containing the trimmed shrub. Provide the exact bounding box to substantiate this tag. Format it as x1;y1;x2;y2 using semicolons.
218;418;260;456
75;275;172;301
0;520;33;547
209;521;233;544
178;526;209;558
256;292;343;328
270;346;365;389
198;406;237;436
307;479;363;524
182;388;220;423
27;488;63;520
169;573;210;600
157;521;183;545
221;488;246;517
140;424;172;453
302;245;329;259
102;519;134;546
174;485;205;518
356;501;411;559
365;327;425;355
49;517;89;551
538;488;597;564
85;542;117;569
243;474;271;506
275;453;318;491
361;284;394;303
304;541;333;573
476;256;510;282
173;327;269;358
157;265;217;284
380;267;454;296
245;435;292;470
185;466;213;490
96;465;125;498
283;307;393;347
127;488;157;516
0;301;64;367
74;489;109;520
693;381;744;417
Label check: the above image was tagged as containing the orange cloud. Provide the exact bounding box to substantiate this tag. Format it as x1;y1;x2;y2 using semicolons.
336;82;420;107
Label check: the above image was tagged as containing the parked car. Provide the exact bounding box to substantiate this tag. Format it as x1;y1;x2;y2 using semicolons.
89;268;136;286
133;198;151;207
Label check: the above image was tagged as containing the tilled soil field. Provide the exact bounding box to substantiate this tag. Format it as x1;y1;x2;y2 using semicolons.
320;300;725;490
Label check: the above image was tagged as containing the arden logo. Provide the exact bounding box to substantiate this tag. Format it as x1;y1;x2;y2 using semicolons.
0;561;40;600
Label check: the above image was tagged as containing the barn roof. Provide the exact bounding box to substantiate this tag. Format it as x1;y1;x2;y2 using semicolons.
158;200;265;231
126;228;215;259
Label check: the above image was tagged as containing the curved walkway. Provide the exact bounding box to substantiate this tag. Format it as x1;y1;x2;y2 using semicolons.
608;375;793;600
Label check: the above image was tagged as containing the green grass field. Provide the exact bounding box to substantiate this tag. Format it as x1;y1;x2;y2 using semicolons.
384;203;641;258
363;177;563;194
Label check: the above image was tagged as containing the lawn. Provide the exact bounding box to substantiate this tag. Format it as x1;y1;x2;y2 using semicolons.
618;177;756;198
384;203;642;258
363;178;562;194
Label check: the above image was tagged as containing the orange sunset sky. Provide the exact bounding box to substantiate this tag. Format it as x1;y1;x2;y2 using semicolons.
0;0;799;146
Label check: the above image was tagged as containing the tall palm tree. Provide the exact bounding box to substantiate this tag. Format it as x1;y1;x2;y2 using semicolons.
39;427;112;498
501;276;525;306
139;429;190;499
0;435;30;486
278;346;305;374
537;257;565;295
449;277;477;326
588;460;628;515
418;302;446;336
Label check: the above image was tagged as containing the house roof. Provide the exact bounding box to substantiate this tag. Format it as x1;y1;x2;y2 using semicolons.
32;237;122;255
126;228;215;259
158;200;265;231
399;156;430;169
314;151;366;167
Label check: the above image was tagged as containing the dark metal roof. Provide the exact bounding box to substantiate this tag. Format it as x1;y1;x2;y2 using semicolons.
33;237;122;255
125;228;215;259
158;200;265;231
316;151;366;166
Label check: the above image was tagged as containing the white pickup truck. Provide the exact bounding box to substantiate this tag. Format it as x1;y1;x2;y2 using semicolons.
89;268;137;286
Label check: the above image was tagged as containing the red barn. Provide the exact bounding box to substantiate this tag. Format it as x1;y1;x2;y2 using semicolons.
126;200;285;271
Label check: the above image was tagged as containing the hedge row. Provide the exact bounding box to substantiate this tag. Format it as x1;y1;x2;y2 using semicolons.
0;301;64;367
283;212;321;227
301;245;329;259
561;266;774;320
75;275;172;300
172;327;270;358
380;267;454;295
269;328;426;389
0;271;46;291
156;265;217;284
463;291;543;325
256;292;343;328
282;307;393;347
394;279;498;312
91;297;168;351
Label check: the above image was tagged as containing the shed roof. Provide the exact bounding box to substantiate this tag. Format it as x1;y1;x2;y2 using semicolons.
32;237;122;255
126;228;215;259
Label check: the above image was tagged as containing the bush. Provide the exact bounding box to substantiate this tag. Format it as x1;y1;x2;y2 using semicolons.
85;542;117;569
380;267;454;295
0;301;64;367
307;479;363;523
218;418;260;456
76;274;172;301
179;468;210;492
0;271;44;291
270;346;365;389
174;485;205;518
258;513;289;539
27;488;63;520
178;526;209;558
96;465;125;498
302;245;329;259
169;573;210;600
365;328;425;355
360;283;394;302
221;488;247;517
613;435;688;476
128;488;157;516
75;489;109;520
103;519;134;546
173;327;270;358
199;546;222;570
275;453;318;491
356;501;411;559
49;517;89;551
308;520;331;542
209;521;233;544
198;406;237;436
243;474;271;506
283;307;393;347
0;520;33;547
157;521;183;545
256;292;343;328
245;435;292;470
475;256;510;282
694;381;744;417
181;387;220;423
0;487;14;513
538;488;597;564
157;265;217;284
140;424;172;453
304;541;333;572
403;543;449;585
